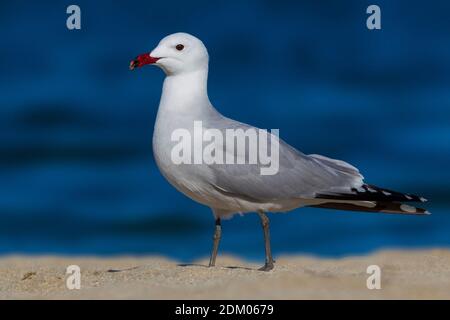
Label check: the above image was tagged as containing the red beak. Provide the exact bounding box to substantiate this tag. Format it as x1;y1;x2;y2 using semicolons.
129;53;160;70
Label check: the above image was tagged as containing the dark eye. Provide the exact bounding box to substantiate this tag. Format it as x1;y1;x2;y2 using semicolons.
176;44;184;51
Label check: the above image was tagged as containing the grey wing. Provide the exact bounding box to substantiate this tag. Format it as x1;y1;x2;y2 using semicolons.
205;117;364;202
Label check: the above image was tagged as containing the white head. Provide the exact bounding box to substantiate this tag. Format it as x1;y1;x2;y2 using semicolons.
130;33;209;76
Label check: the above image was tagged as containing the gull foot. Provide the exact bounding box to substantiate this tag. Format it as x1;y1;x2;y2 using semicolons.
258;262;274;272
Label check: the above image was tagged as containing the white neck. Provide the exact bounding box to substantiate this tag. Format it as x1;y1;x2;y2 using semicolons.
159;68;213;116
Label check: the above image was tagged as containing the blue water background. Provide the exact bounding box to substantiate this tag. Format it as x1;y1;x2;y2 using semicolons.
0;1;449;261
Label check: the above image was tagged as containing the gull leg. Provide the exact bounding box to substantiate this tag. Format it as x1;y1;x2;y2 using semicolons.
258;211;274;271
208;218;221;267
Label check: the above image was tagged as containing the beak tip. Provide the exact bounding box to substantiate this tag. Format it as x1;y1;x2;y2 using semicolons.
129;60;137;71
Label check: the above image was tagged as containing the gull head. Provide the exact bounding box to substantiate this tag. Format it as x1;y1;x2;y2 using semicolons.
130;32;209;76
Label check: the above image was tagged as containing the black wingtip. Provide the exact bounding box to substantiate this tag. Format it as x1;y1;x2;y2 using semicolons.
317;184;428;204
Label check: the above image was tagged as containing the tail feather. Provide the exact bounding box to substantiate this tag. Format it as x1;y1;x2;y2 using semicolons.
310;200;430;215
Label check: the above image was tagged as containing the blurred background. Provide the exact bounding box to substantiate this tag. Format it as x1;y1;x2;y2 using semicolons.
0;0;449;261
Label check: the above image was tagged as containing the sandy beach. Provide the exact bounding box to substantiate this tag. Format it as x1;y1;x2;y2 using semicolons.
0;249;449;299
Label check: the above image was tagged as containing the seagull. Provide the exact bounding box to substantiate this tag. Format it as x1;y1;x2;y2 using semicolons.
130;32;429;271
